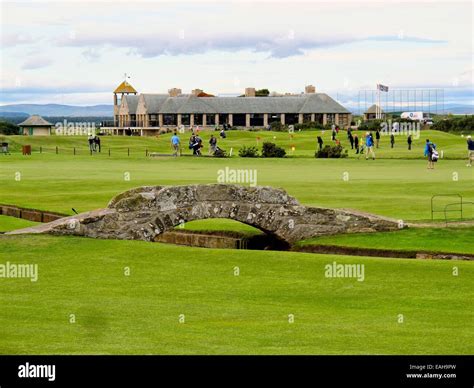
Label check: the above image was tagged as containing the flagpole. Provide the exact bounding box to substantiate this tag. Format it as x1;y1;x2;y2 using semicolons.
377;84;381;119
376;84;379;119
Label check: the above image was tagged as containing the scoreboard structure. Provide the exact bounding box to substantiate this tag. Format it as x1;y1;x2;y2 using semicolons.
357;89;445;116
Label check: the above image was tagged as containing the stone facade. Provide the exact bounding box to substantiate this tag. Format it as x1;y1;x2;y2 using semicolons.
107;82;352;134
8;184;401;244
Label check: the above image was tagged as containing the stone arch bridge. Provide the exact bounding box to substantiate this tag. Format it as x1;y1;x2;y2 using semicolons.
8;184;400;243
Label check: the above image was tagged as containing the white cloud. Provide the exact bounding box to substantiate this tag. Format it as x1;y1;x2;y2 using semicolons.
0;0;471;105
21;57;53;70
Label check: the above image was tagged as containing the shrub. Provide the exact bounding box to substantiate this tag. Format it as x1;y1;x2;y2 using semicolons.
315;145;348;158
0;121;20;135
269;121;287;131
261;142;286;158
294;121;325;131
238;146;259;158
432;115;474;133
358;119;384;132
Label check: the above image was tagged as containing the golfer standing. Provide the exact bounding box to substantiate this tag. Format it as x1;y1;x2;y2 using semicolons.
171;132;180;157
365;132;375;160
424;139;437;169
467;135;474;167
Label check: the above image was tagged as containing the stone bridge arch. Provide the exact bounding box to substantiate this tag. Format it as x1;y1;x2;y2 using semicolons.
9;184;400;244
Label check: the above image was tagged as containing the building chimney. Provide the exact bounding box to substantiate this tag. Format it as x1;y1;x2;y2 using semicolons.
245;87;256;97
192;88;203;96
168;88;182;97
305;85;316;94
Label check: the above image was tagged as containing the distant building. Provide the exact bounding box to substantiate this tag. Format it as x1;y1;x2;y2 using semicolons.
364;104;385;121
107;81;352;135
18;115;53;136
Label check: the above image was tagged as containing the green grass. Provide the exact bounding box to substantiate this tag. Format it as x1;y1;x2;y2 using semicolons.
297;227;474;255
1;128;471;159
0;234;472;355
0;154;472;221
178;219;262;236
0;131;472;355
0;215;39;233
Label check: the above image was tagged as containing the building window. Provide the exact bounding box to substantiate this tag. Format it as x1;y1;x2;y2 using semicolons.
206;114;215;126
193;114;203;126
285;114;299;125
326;114;336;124
181;114;190;126
163;114;177;126
339;114;349;127
250;114;264;126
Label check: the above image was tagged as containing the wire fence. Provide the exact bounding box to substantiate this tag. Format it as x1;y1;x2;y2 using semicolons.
7;145;161;157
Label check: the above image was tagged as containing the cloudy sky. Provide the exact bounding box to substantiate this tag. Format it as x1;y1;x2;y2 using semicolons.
0;0;472;107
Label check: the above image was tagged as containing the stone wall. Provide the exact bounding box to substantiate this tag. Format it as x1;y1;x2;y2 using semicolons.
0;204;65;223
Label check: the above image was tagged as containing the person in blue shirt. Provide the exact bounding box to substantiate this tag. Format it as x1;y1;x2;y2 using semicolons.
171;132;180;157
365;132;375;160
424;139;436;169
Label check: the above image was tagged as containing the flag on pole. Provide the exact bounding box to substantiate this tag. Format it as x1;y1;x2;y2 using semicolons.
377;84;389;92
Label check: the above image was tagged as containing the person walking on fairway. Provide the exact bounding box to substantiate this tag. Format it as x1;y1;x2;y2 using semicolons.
375;129;381;148
466;135;474;167
88;134;95;152
171;131;180;157
331;127;336;141
194;133;203;156
354;134;359;154
189;133;197;155
407;135;412;150
424;139;438;169
365;132;375;160
348;129;354;149
317;136;324;151
209;134;218;154
390;133;395;148
94;135;101;153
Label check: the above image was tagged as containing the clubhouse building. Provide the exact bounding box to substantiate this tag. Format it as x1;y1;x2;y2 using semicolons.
106;81;352;135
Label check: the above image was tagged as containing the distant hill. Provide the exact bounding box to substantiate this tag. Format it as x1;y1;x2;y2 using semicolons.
0;111;29;118
0;104;113;117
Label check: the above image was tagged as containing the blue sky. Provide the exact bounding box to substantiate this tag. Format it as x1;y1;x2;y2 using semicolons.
0;0;472;107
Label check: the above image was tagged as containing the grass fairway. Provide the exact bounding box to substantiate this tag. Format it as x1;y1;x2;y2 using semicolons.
297;227;474;255
0;215;39;233
0;234;472;355
1;128;471;159
0;154;472;221
0;131;473;355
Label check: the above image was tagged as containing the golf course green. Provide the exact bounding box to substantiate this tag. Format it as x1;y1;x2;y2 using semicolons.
0;128;472;355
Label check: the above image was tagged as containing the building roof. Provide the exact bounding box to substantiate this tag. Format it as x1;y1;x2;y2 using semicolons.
114;81;137;94
141;94;169;113
18;115;53;127
121;94;140;114
129;93;350;114
365;104;384;114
